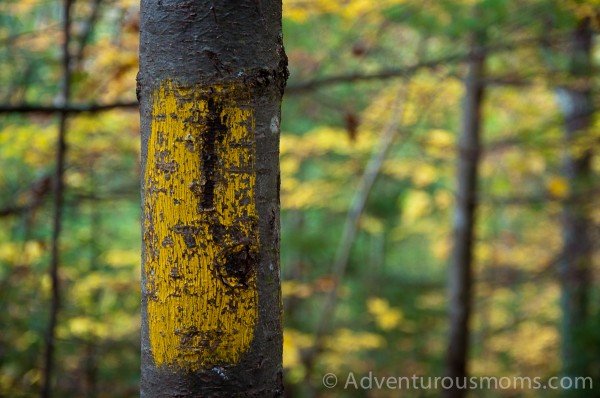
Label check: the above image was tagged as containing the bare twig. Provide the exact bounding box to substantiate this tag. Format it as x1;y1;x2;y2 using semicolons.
41;0;72;396
287;54;462;94
0;101;138;114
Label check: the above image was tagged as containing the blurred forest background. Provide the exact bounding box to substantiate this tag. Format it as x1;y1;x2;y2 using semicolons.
0;0;599;397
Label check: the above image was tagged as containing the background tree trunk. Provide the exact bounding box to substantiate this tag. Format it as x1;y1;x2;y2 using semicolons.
557;17;594;388
443;37;485;398
139;1;288;396
42;0;72;396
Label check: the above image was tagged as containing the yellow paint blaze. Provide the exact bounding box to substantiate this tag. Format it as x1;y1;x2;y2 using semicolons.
144;81;258;370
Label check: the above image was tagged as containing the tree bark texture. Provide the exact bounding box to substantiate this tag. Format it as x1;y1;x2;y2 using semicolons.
139;1;287;396
443;42;485;398
557;18;594;384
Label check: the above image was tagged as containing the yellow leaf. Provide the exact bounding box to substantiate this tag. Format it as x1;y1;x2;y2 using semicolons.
325;328;385;351
402;190;431;223
434;190;453;210
427;129;454;149
283;329;313;369
103;249;139;267
281;281;313;298
412;164;437;187
546;176;569;198
431;239;450;261
360;214;384;235
367;297;403;331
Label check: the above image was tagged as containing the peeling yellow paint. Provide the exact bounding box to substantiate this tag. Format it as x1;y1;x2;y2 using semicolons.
143;80;258;370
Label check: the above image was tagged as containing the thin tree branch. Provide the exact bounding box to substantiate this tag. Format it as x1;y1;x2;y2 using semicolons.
286;33;572;94
41;0;72;396
0;175;52;218
0;204;29;217
287;54;462;94
0;101;138;114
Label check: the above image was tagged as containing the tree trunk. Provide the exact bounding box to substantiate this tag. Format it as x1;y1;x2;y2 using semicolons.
139;1;288;396
443;39;485;398
557;17;593;386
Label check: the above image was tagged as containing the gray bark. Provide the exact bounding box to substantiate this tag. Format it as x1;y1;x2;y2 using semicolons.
139;1;287;396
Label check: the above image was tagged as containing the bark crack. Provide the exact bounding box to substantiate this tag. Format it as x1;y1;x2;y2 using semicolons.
201;97;226;210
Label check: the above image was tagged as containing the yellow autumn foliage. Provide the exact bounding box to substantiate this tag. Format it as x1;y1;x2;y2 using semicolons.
320;328;386;372
0;241;44;263
431;238;451;261
0;124;55;168
367;297;403;331
281;126;376;159
283;328;314;369
434;189;453;210
284;0;407;23
326;328;386;352
360;214;384;235
282;281;313;298
564;0;600;25
402;189;432;224
66;316;110;339
103;249;139;268
412;163;437;187
546;176;569;198
426;128;455;151
281;179;342;210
